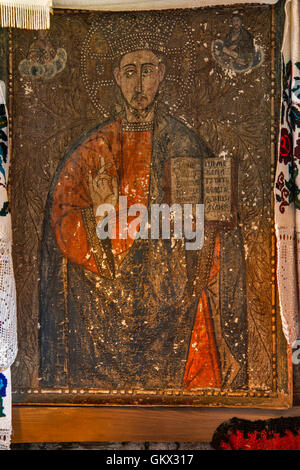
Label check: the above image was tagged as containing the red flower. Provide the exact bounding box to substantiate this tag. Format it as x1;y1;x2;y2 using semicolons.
279;128;292;164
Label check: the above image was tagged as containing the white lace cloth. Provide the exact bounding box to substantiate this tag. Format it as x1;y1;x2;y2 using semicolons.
276;227;300;344
0;82;17;450
0;238;17;371
0;82;17;371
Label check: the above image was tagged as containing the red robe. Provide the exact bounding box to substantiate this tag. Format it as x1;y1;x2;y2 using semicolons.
51;117;221;390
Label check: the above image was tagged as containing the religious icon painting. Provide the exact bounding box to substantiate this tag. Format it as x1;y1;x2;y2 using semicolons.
9;3;291;407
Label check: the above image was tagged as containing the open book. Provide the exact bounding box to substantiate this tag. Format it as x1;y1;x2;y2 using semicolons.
164;155;237;228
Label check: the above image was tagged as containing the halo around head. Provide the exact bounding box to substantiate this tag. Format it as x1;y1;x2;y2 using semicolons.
80;12;196;117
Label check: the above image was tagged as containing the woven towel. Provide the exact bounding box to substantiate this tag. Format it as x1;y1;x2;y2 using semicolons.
274;0;300;345
0;82;17;451
0;81;17;373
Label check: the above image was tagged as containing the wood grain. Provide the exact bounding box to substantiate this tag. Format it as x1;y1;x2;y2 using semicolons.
11;406;300;443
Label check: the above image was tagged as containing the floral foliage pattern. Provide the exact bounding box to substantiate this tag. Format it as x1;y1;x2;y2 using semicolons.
275;60;300;212
0;102;9;217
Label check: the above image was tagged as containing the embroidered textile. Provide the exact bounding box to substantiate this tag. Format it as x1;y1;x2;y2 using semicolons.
0;368;11;450
0;82;17;450
0;81;17;372
275;0;300;345
212;416;300;450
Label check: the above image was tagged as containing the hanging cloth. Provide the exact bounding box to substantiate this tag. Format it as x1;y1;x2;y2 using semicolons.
53;0;278;10
0;0;52;29
0;82;17;450
0;81;17;373
275;0;300;345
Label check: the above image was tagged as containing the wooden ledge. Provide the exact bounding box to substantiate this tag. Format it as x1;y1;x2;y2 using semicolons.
11;406;300;443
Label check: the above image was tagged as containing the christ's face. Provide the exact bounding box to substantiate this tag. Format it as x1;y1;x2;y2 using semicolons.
232;17;242;31
114;49;165;111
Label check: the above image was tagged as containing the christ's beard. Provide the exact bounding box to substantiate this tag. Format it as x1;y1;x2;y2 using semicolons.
130;107;151;120
131;93;148;107
126;95;156;120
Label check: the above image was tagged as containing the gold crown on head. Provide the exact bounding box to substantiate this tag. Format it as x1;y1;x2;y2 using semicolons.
82;11;196;115
94;13;175;58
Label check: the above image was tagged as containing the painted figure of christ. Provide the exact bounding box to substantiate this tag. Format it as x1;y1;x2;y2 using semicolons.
40;41;248;390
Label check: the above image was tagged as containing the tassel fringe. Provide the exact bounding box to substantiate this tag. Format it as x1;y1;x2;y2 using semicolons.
0;2;51;29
